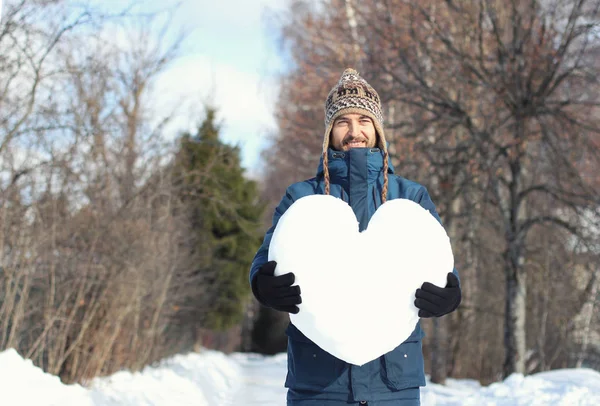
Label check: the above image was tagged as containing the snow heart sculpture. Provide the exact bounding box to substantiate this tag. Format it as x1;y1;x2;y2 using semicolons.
268;194;454;366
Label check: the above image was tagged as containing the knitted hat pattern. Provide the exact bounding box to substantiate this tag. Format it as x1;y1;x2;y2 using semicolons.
322;68;389;202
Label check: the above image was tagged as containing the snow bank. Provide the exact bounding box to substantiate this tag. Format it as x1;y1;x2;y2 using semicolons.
422;369;600;405
0;348;92;406
90;350;243;406
0;348;243;406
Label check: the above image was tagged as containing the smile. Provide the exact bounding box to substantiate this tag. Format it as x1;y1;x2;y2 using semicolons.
346;141;366;147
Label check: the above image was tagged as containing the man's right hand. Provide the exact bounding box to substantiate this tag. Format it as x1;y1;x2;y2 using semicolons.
253;261;302;314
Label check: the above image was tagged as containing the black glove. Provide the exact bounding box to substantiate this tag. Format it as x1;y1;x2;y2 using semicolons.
414;272;461;318
252;261;302;314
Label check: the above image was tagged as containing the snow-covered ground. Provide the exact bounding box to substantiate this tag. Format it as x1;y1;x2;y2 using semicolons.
1;348;600;405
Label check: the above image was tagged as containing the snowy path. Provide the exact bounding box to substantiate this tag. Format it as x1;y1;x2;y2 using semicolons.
230;352;288;405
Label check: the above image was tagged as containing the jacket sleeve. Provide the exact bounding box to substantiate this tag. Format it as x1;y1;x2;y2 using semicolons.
416;186;460;283
249;187;296;304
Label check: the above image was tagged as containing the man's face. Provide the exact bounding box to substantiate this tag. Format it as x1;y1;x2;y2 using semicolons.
330;113;377;151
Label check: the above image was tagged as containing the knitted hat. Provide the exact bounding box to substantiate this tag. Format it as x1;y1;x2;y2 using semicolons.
322;68;389;202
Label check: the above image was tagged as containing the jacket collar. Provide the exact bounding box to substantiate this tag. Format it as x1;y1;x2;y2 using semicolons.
316;147;395;182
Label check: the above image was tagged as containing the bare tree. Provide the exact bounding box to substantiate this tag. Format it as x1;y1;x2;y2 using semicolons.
267;0;600;382
358;0;600;377
0;0;227;384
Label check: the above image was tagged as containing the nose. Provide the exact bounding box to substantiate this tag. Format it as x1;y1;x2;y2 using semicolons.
347;121;357;136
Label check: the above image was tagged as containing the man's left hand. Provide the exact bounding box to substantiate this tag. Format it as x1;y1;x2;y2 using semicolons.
414;273;461;318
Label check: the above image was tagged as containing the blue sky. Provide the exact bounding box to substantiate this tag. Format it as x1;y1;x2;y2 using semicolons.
156;0;290;176
95;0;292;176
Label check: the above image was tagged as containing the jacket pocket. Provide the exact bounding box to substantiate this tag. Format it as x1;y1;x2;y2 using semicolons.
284;324;346;391
381;339;426;390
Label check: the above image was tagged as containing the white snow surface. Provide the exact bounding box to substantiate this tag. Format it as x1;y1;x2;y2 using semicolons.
1;348;600;405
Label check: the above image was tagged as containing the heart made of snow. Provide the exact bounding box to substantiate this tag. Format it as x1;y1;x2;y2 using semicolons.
268;194;454;366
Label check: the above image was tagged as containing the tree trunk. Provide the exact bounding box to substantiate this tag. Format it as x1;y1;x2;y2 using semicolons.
576;267;599;368
344;0;362;70
430;317;448;383
503;252;526;377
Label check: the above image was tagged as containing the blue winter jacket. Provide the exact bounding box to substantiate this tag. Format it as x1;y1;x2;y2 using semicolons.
250;147;458;403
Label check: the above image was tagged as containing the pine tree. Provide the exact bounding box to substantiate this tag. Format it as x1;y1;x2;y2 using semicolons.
173;106;264;331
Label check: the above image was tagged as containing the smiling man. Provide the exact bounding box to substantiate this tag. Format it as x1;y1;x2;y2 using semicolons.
331;113;378;150
249;68;461;405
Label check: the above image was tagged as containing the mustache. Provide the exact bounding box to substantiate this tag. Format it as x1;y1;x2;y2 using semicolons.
343;136;368;144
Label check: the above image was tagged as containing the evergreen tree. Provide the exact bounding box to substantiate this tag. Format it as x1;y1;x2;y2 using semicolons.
173;106;264;331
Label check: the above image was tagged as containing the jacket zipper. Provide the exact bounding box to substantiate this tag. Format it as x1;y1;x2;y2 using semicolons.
340;187;348;203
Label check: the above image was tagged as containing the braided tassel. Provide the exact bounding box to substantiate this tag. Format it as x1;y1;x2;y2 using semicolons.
381;151;389;203
323;150;330;195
